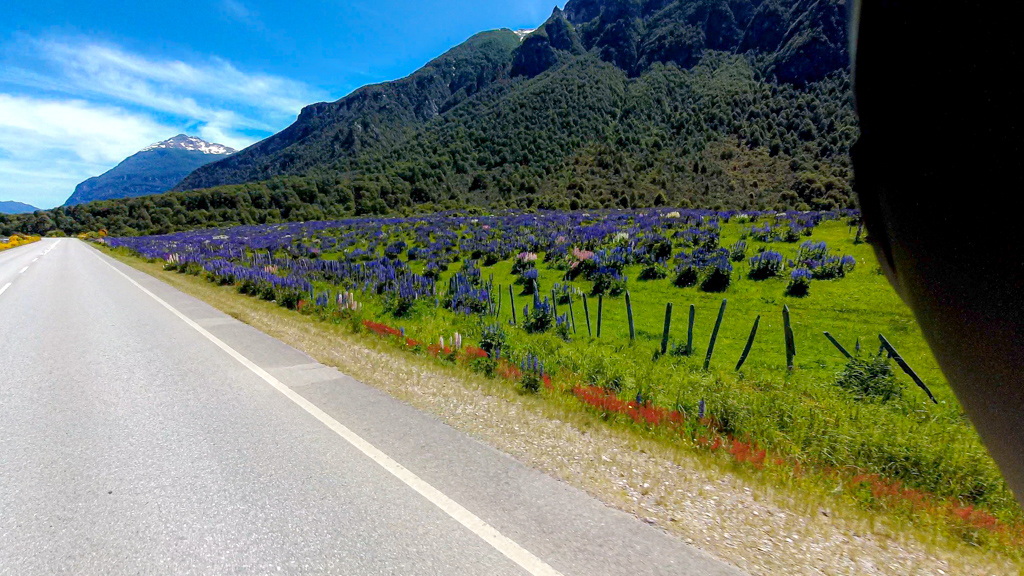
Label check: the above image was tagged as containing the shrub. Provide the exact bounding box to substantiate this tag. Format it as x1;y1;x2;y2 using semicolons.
521;372;542;393
796;240;829;262
383;293;418;317
638;262;668;280
478;323;507;356
786;267;812;296
522;301;554;333
444;272;490;314
748;249;784;279
469;355;498;377
749;223;776;241
516;268;540;295
520;353;544;393
700;254;732;292
591;268;626;296
812;255;855;279
836;353;903;402
552;282;576;304
782;225;802;242
383;240;407;259
277;288;302;310
795;241;856;279
729;240;747;262
565;247;596;280
643;238;673;262
555;318;572;342
673;259;699;287
423;262;442;280
511;251;538;274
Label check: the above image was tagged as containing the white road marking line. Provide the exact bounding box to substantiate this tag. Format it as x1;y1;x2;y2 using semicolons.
0;283;10;297
18;266;28;274
32;258;38;262
90;247;563;576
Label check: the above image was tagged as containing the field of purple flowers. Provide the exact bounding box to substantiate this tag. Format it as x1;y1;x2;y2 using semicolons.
105;209;1022;551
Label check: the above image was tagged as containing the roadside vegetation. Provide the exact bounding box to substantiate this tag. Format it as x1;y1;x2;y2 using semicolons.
102;209;1022;563
0;233;41;252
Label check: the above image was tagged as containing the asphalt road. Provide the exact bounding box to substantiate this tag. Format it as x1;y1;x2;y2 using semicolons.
0;238;744;575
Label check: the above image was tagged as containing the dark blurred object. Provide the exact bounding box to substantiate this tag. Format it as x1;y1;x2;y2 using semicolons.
851;1;1024;500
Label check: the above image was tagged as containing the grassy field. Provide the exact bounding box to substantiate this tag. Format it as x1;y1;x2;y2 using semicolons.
105;212;1022;557
104;244;1023;575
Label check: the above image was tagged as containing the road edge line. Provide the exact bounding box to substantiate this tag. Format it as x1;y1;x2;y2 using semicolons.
88;244;563;576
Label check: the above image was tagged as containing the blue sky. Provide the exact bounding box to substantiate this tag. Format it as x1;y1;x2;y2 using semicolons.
0;0;561;208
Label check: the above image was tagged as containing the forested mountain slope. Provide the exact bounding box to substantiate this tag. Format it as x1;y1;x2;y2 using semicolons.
1;0;855;236
175;31;523;191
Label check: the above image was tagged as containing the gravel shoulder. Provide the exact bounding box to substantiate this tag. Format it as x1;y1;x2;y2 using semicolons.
111;251;1020;576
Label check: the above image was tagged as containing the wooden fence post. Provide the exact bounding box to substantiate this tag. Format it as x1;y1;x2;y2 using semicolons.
509;284;517;325
660;303;673;355
703;299;727;370
879;334;938;404
567;294;577;334
551;289;558;318
783;304;795;371
686;304;695;355
495;284;502;318
823;331;852;359
625;291;635;343
736;315;760;371
582;294;592;337
597;294;604;338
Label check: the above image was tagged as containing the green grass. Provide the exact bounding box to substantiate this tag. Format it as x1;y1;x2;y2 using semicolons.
352;220;1018;539
106;244;1024;573
107;217;1023;556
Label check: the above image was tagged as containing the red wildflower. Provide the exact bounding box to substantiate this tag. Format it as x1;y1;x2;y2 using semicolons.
362;320;401;338
464;346;488;359
497;359;522;380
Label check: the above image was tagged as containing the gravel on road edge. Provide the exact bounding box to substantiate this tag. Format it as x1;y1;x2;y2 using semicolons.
111;251;1018;576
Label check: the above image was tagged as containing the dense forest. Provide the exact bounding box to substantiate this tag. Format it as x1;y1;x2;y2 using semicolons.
0;0;856;237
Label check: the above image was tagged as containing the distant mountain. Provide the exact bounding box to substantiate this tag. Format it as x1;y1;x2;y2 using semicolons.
65;135;235;206
173;0;853;214
176;31;521;191
3;0;856;236
0;201;39;214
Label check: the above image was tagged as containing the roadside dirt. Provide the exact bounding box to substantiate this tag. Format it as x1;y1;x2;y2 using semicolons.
121;257;1019;576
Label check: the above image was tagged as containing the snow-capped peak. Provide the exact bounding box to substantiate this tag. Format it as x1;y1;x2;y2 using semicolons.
514;29;536;41
141;134;235;155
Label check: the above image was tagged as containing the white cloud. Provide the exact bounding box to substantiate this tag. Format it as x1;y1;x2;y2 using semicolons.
44;41;316;119
0;94;174;164
18;39;324;147
220;0;264;31
0;36;328;208
0;94;179;207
